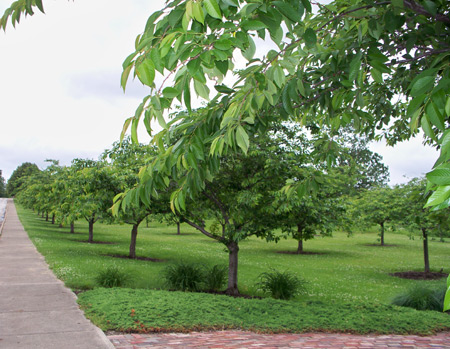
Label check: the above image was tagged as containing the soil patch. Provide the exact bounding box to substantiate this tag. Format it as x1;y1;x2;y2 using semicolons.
277;250;325;255
363;243;397;247
105;254;165;262
390;271;448;280
76;240;116;245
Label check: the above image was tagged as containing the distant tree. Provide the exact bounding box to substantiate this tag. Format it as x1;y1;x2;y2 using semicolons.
350;186;402;246
7;162;40;197
70;159;118;243
106;139;169;258
399;177;450;273
0;170;6;197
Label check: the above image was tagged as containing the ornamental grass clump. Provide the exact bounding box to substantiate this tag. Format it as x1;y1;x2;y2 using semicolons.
204;264;227;291
95;266;129;288
392;284;446;311
258;270;305;300
163;262;204;292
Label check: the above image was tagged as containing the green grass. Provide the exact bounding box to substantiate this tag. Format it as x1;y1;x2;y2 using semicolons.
16;205;450;334
77;288;450;335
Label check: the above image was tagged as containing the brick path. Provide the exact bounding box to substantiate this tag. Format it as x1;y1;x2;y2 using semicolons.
107;330;450;348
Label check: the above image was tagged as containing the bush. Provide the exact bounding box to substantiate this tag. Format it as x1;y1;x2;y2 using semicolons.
257;270;304;300
204;264;227;291
95;266;129;288
163;262;204;292
392;285;446;311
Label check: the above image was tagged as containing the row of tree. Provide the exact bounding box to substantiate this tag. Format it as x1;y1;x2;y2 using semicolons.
9;122;448;295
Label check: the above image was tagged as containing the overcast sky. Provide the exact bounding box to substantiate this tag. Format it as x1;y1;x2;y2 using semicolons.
0;0;438;184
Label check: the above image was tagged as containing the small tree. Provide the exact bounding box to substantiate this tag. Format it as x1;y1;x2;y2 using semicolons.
350;186;401;246
399;177;448;273
70;159;118;243
107;139;169;258
7;162;40;197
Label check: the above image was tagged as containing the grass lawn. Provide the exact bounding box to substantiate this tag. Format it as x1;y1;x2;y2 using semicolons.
16;205;450;334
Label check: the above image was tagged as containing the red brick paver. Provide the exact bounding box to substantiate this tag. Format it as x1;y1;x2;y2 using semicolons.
107;331;450;348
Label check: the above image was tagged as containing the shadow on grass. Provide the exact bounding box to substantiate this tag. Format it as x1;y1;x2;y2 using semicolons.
104;254;165;262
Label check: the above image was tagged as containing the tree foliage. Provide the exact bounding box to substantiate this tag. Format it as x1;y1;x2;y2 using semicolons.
6;162;40;197
0;170;6;198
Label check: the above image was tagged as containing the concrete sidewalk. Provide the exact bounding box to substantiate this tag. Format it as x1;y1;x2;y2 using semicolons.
0;199;114;348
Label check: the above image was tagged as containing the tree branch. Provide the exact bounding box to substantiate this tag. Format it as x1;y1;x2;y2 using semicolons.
183;218;224;242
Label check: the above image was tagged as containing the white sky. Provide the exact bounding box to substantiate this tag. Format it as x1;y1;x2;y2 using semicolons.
0;0;438;184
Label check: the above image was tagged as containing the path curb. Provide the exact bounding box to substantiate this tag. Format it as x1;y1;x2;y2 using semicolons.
0;198;9;237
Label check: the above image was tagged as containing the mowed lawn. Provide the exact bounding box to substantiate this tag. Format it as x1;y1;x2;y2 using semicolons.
16;205;449;304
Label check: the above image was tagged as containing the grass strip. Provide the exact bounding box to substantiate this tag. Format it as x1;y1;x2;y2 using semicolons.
78;288;450;335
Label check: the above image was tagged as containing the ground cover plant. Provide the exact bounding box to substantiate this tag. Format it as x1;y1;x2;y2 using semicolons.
16;205;450;334
77;288;450;335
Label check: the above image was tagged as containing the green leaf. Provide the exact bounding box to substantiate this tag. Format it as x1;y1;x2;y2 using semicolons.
183;83;192;113
136;60;155;86
120;117;133;142
370;68;383;84
421;114;437;141
120;65;133;92
163;87;180;98
444;286;450;312
427;168;450;186
425;102;444;131
273;1;302;23
194;79;210;100
304;28;317;47
242;20;267;31
301;0;312;13
282;85;294;115
274;66;285;88
214;39;233;51
349;53;362;82
203;0;222;19
187;58;201;76
35;0;45;13
215;84;234;94
235;125;249;154
445;97;450;117
424;185;450;208
422;0;437;16
242;35;256;60
154;109;168;129
193;2;205;24
410;76;435;97
151;49;164;74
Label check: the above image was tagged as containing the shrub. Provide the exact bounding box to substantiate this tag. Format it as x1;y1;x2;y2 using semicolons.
204;264;227;291
163;262;204;292
95;266;129;288
257;270;304;300
392;285;446;311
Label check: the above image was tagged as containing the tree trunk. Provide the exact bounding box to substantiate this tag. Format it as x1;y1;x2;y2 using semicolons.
129;224;139;259
45;212;49;221
422;228;430;273
380;222;385;246
296;224;304;254
51;214;55;225
58;223;63;228
225;241;239;295
88;219;94;243
439;224;444;242
70;222;75;234
177;222;181;235
41;212;44;218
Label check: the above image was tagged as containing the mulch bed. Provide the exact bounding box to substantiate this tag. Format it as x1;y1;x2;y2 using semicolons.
76;240;116;244
105;254;165;262
390;271;448;280
363;243;397;247
277;251;325;255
